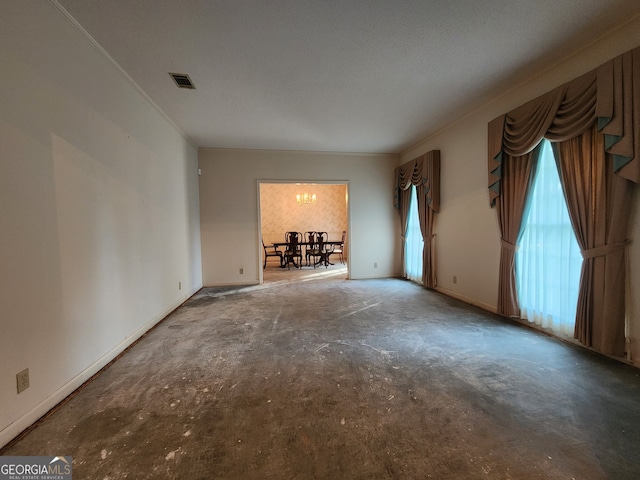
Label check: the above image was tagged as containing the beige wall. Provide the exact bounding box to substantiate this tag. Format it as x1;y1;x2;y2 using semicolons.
199;149;399;286
401;18;640;359
260;183;348;247
0;3;202;447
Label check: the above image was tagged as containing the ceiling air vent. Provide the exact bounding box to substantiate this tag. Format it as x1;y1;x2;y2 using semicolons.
169;73;195;89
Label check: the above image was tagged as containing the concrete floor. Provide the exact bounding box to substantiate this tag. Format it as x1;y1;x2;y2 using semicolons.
3;264;640;479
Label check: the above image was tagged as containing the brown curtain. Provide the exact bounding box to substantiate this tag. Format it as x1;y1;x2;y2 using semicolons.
395;169;412;277
552;125;634;356
395;151;441;288
488;45;640;355
418;155;441;287
496;146;541;317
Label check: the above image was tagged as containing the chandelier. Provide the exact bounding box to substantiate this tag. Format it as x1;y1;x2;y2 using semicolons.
296;193;316;206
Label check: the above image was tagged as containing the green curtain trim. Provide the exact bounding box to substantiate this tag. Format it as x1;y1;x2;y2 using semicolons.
488;150;503;197
599;117;632;172
490;150;503;178
598;116;611;131
604;133;621;151
613;153;633;173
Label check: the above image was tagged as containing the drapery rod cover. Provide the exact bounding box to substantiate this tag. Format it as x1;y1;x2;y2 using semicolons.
488;45;640;206
395;150;440;212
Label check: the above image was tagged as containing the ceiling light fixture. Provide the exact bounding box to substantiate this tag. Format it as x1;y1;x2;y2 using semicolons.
296;193;316;206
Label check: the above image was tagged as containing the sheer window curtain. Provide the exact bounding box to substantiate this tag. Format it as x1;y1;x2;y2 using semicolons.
405;185;424;284
516;141;582;336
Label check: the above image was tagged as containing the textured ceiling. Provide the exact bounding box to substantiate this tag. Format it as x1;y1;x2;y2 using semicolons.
56;0;640;153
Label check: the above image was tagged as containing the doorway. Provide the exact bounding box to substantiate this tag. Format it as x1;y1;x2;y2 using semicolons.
257;181;350;284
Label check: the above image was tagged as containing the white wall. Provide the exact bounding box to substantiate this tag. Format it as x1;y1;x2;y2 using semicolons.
0;3;202;447
401;18;640;359
199;149;399;286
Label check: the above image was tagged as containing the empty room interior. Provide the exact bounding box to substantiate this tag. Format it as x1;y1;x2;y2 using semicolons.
2;1;640;478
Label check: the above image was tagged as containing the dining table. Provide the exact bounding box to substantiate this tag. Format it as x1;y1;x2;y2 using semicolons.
273;240;343;268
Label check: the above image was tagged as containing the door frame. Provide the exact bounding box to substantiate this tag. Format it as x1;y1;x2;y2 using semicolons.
256;179;350;284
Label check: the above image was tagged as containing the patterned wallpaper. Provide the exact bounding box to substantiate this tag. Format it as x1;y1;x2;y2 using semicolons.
260;183;348;247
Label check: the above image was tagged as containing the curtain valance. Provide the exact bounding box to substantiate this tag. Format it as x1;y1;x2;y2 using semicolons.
489;46;640;206
395;150;440;212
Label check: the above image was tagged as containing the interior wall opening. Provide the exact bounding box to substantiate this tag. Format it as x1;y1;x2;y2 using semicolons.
258;181;349;284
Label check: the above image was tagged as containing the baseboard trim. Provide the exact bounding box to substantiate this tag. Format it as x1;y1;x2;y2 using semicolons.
0;287;200;450
434;286;498;314
204;280;260;287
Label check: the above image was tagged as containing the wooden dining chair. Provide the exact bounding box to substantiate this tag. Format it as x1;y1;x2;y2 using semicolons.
262;239;283;269
309;231;332;268
283;231;303;269
304;231;317;266
329;230;346;264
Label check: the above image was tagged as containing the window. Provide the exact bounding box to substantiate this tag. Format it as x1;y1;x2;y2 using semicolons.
405;185;424;284
515;140;582;336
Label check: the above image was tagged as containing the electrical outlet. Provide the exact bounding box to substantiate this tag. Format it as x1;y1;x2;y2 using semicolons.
16;368;29;394
178;281;182;290
453;276;457;284
374;262;378;268
239;268;244;275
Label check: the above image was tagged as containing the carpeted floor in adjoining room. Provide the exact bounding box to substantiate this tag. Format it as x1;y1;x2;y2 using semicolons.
3;267;640;479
